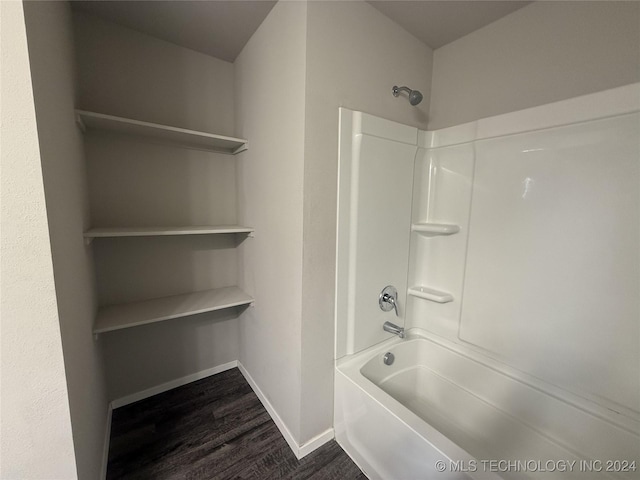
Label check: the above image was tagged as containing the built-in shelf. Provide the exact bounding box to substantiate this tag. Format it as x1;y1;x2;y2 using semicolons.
408;286;453;303
84;225;254;239
75;110;248;154
94;286;253;334
411;223;460;236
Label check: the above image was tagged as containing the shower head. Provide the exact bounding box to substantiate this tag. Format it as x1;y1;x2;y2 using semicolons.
392;85;423;106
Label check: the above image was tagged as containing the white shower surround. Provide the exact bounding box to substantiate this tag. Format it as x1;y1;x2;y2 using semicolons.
334;84;640;479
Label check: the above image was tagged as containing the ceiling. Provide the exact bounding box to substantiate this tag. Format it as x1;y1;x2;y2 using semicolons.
71;0;532;62
71;1;278;63
367;1;531;49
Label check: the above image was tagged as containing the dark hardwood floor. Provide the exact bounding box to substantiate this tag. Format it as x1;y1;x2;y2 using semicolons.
107;368;367;479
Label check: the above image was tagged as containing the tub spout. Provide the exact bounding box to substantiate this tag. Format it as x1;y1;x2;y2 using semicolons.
383;321;404;338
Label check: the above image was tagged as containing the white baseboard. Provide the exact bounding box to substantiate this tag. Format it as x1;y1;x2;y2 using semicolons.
236;361;300;456
111;361;238;409
101;402;113;480
237;361;334;459
299;427;334;458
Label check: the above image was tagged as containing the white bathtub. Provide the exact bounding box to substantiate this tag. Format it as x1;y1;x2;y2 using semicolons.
334;331;638;480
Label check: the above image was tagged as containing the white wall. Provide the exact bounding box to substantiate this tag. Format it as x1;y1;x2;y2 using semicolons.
101;310;240;400
429;1;640;129
73;11;235;136
85;135;238;230
234;0;307;442
300;0;433;443
73;12;241;400
22;3;109;478
234;0;434;448
0;2;77;477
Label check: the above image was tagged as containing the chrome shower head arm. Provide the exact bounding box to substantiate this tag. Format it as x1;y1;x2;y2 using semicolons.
392;85;412;97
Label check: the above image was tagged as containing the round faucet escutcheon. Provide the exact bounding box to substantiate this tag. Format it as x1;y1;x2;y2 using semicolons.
379;285;399;316
383;352;395;365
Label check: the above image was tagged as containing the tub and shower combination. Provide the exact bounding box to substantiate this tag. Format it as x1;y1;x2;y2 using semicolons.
334;85;640;479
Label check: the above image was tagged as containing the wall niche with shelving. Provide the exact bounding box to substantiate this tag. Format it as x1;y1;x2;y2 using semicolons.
72;8;251;399
81;114;252;335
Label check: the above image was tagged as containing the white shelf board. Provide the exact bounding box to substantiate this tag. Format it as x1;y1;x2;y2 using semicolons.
94;286;253;334
84;225;254;239
408;286;454;303
411;223;460;236
75;110;248;154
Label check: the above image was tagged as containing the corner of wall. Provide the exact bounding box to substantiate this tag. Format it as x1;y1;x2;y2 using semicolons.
299;0;433;445
233;0;308;449
22;2;110;478
0;2;78;477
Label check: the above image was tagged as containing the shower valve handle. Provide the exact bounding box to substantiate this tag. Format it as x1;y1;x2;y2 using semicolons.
379;285;399;316
383;294;398;316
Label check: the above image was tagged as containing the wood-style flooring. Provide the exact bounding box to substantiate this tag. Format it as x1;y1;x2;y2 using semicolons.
107;368;367;479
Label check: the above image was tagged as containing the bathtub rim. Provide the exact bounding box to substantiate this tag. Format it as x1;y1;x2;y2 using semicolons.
335;335;502;480
336;329;639;477
336;330;637;480
339;328;639;435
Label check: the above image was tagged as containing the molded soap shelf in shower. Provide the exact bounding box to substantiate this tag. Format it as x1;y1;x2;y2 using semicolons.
411;223;460;236
408;286;453;303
